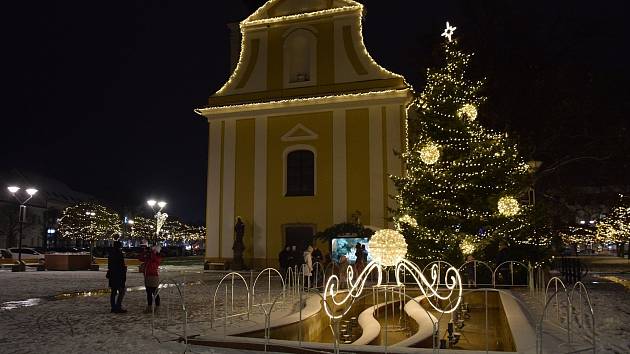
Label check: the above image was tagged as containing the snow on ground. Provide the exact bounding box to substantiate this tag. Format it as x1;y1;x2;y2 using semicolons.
0;266;286;354
588;275;630;354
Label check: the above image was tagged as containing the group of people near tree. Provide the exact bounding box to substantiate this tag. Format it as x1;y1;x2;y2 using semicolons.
107;240;162;314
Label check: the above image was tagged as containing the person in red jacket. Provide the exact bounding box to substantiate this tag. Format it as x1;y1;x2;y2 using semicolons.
140;245;162;313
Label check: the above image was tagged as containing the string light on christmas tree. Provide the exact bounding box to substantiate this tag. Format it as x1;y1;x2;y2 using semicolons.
369;229;408;267
419;142;440;165
457;103;478;121
498;196;520;216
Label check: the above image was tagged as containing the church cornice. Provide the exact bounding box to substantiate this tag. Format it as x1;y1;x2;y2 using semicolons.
195;88;412;120
209;78;406;108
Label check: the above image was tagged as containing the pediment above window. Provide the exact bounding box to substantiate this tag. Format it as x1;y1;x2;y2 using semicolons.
281;124;319;142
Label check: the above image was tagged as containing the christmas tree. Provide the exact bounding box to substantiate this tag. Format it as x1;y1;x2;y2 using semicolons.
392;23;533;264
597;195;630;256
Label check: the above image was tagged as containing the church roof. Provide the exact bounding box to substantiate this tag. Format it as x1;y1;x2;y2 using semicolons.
243;0;362;27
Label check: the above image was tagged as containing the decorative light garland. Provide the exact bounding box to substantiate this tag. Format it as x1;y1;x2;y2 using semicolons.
196;89;409;115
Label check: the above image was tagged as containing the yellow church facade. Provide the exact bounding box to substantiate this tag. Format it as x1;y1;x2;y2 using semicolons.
196;0;412;268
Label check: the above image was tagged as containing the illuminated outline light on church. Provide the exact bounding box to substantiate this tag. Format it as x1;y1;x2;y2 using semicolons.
196;0;413;268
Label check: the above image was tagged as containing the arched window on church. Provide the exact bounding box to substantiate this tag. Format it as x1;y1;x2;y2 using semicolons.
283;29;317;87
286;149;315;196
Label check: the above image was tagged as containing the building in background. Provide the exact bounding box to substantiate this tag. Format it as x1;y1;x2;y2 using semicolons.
196;0;412;267
0;169;93;249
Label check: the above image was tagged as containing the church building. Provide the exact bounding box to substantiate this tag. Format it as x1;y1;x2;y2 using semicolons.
196;0;412;268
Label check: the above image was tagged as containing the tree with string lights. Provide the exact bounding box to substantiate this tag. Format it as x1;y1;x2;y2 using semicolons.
392;22;544;264
597;196;630;257
57;202;121;243
127;216;205;243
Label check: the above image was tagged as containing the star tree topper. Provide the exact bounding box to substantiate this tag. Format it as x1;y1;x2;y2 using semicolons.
442;21;457;42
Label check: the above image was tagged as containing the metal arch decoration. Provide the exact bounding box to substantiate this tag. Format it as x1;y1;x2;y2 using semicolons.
323;258;462;320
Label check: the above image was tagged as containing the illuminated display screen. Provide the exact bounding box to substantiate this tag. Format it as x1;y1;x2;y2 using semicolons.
331;237;372;264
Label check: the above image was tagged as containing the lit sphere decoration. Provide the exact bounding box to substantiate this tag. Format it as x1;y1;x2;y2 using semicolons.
498;196;520;216
368;229;408;267
457;103;478;121
419;142;440;165
460;238;476;255
398;214;418;227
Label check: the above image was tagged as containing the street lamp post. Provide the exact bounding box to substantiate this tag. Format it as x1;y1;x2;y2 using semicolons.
6;186;38;272
85;211;99;270
122;216;134;240
147;200;168;244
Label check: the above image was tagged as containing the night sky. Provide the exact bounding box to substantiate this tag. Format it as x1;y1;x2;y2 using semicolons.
3;1;629;223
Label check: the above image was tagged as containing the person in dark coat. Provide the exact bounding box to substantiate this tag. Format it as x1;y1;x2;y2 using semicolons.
108;241;127;313
495;241;510;283
312;246;323;264
278;246;291;277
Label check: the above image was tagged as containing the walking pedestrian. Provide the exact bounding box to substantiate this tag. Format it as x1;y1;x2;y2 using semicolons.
107;241;127;313
140;245;162;313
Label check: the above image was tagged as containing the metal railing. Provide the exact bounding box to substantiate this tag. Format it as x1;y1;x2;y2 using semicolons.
145;260;596;354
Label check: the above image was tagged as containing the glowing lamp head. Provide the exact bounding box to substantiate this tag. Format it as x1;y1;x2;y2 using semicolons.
368;229;408;267
157;201;167;209
147;200;157;207
7;186;20;194
25;188;38;196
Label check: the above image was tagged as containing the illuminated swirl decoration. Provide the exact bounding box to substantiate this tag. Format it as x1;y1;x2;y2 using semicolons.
498;196;520;216
323;229;462;320
457;103;478;121
419;142;440;165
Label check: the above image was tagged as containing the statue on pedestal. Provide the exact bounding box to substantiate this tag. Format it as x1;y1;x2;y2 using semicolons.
232;217;245;270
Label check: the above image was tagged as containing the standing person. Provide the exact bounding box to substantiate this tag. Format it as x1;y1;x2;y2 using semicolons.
361;244;368;264
354;243;364;273
312;246;323;264
290;245;301;269
311;246;323;286
278;246;291;278
107;241;127;313
338;255;349;289
140;245;162;313
303;246;313;288
494;241;509;284
465;255;476;287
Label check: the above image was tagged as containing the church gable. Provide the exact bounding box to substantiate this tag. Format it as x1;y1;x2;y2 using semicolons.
206;0;408;109
245;0;359;23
